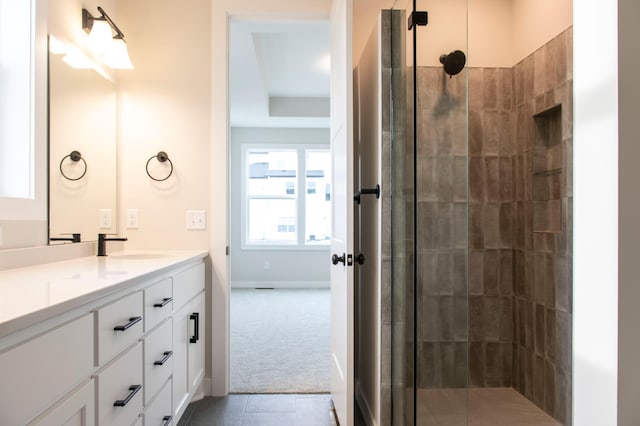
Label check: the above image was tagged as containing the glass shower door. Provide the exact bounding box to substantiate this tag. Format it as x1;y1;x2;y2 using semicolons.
390;0;469;424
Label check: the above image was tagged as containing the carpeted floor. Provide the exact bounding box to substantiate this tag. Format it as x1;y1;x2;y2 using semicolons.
230;288;330;393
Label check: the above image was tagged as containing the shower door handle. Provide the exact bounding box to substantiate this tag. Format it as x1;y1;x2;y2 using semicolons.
356;253;366;265
354;184;380;204
332;253;345;265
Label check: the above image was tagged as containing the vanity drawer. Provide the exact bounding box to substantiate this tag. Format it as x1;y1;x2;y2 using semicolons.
96;342;143;426
172;263;204;309
0;314;93;425
97;291;143;365
144;278;173;332
144;379;173;426
144;318;173;405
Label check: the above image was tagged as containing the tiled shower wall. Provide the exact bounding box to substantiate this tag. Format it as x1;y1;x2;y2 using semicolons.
511;28;573;425
413;28;573;424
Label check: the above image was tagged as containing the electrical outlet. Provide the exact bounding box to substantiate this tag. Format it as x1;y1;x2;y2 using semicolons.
186;210;206;230
99;209;112;229
126;209;139;229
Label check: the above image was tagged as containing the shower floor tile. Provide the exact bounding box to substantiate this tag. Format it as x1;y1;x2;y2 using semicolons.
417;387;561;426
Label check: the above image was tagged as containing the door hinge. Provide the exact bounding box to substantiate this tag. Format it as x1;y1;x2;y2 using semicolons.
226;246;230;256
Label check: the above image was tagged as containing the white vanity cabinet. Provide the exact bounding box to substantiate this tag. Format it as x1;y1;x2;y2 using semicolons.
171;264;206;420
0;252;206;426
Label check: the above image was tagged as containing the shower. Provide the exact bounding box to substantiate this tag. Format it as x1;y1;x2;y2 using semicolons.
439;49;466;76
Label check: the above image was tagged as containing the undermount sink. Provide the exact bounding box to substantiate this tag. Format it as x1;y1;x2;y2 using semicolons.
109;253;168;260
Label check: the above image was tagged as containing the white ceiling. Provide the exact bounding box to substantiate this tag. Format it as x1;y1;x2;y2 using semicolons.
229;19;330;128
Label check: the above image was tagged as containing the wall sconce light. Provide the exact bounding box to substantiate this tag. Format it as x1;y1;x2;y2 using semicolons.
82;7;134;69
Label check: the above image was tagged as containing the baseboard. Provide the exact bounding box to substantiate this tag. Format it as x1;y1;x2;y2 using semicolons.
355;379;377;426
231;280;330;289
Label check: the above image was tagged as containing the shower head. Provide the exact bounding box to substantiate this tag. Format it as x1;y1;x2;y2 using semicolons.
439;50;466;76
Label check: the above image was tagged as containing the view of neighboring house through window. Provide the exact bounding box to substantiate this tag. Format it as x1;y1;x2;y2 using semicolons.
244;146;330;247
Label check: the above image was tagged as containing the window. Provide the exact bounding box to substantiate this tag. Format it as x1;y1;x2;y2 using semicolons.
243;146;331;247
0;0;34;198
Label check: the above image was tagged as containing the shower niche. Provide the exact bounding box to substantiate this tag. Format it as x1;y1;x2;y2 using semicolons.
533;106;563;235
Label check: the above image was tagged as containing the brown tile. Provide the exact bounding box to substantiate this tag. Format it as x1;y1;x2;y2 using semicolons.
436;252;453;295
469;341;485;386
499;249;514;296
483;68;498;109
440;342;456;387
417;202;437;250
452;249;467;295
485;342;502;386
436;202;454;249
453;202;467;249
555;255;571;313
483;111;500;156
483;249;499;296
469;68;484;109
453;156;467;202
534;253;546;304
544;360;556;416
499;156;514;201
533;354;545;408
555;311;572;372
545;308;556;363
484;296;501;341
418;156;437;201
484;204;501;248
514;250;526;297
469;156;485;204
469;204;484;249
513;62;524;106
439;296;454;340
469;296;485;342
524;301;534;349
419;251;437;295
422;296;439;342
418;342;439;387
554;366;571;424
499;203;513;248
469;110;484;155
469;250;484;295
535;304;545;355
502;343;513;386
453;296;468;341
499;68;513;111
500;297;513;342
544;254;556;309
485;156;500;202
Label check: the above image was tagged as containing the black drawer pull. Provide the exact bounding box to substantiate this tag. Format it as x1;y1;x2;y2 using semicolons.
113;316;142;331
162;415;173;426
113;384;141;407
190;312;199;343
154;351;174;366
153;297;173;308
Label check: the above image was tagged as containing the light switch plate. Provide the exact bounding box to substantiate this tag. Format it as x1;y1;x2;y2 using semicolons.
126;209;139;229
99;209;112;229
186;210;206;230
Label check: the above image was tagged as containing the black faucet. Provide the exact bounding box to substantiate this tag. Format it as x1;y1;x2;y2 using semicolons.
50;233;81;243
97;233;128;256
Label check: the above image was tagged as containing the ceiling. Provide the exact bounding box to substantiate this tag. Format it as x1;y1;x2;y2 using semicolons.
229;19;330;128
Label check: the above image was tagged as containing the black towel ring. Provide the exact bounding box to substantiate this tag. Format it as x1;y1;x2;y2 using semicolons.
59;150;87;181
146;151;173;182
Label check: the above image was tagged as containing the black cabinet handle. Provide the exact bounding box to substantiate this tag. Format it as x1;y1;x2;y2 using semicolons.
113;316;142;331
162;415;173;426
154;351;174;366
190;312;199;343
153;297;173;308
113;384;141;407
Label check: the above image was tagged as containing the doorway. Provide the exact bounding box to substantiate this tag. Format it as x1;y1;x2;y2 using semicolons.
227;18;332;395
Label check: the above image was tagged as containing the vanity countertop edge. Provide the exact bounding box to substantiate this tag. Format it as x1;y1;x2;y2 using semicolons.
0;250;208;342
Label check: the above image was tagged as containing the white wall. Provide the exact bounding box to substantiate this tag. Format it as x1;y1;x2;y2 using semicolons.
573;1;618;424
115;0;213;389
229;127;330;287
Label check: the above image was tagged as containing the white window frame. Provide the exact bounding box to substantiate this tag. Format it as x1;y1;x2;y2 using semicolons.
0;0;47;222
240;143;330;251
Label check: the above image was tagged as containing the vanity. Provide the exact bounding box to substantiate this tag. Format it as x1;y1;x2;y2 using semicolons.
0;250;207;425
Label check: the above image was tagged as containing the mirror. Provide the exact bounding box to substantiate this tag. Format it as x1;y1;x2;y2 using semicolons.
48;46;117;243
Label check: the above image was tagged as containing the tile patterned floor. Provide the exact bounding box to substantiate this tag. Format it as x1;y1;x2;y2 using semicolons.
178;394;365;426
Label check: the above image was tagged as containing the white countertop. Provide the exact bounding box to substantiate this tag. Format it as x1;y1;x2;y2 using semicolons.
0;250;208;339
